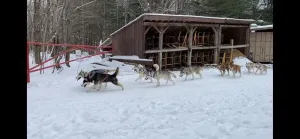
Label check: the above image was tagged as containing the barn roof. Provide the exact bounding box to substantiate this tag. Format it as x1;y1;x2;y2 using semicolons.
110;13;255;36
251;25;273;31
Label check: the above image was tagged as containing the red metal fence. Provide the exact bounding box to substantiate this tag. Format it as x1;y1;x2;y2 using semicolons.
27;42;113;83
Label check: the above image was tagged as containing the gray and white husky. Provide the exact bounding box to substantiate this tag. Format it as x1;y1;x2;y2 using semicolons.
179;66;203;80
254;63;268;74
132;64;154;82
145;64;177;87
245;62;267;74
245;62;258;73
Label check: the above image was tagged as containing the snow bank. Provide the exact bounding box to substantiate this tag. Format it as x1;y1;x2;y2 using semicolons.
233;57;252;68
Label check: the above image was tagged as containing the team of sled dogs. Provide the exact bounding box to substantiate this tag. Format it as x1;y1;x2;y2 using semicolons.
75;61;268;92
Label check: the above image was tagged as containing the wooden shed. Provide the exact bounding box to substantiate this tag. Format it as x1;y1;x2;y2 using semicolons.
250;25;273;63
110;13;255;69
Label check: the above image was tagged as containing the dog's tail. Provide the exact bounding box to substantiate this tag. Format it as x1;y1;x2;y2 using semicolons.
153;64;159;71
112;67;120;76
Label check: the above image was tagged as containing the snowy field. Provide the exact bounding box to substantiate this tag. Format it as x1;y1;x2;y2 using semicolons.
27;55;273;139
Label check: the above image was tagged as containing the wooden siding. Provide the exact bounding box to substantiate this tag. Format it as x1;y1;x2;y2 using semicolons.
112;19;144;58
250;32;273;62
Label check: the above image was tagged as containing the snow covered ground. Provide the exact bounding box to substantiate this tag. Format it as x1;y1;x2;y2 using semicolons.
27;56;273;139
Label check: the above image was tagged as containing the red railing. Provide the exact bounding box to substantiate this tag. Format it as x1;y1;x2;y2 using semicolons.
27;42;113;83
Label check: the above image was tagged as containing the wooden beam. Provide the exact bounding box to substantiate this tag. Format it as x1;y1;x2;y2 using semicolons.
144;46;217;54
151;25;161;34
143;22;219;27
192;46;217;50
211;27;217;34
144;26;151;35
220;25;249;28
219;44;249;49
162;26;169;33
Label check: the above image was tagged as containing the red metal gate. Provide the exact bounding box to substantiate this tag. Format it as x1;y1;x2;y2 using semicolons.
27;42;113;83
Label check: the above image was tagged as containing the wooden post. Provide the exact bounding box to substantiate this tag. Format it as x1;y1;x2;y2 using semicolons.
222;52;226;64
179;51;182;67
158;31;163;68
152;25;169;69
164;52;168;68
230;39;234;62
230;39;234;46
245;27;250;58
217;26;222;63
212;27;219;64
186;26;197;66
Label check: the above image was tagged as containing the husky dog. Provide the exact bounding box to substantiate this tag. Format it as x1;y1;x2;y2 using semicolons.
254;63;268;74
145;64;177;87
132;64;154;82
218;62;230;76
245;62;256;73
78;67;124;92
179;65;203;80
229;61;241;78
76;69;109;87
132;64;144;73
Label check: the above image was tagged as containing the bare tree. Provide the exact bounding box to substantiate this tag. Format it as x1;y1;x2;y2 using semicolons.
33;0;42;64
137;0;177;13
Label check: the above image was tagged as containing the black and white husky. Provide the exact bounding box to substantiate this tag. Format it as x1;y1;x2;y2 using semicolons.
76;69;109;87
145;64;177;87
76;67;124;92
179;65;203;80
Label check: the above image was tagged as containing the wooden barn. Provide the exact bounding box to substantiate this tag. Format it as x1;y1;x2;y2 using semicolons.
250;25;273;63
110;13;255;68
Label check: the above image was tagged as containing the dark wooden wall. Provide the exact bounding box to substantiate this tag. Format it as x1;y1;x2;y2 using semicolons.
222;27;247;45
112;19;145;58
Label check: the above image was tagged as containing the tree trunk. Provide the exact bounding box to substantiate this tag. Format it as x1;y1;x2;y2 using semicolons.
62;0;71;67
33;0;42;64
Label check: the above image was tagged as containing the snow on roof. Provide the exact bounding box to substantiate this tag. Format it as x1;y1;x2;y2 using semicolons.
110;13;255;36
251;25;273;31
109;55;153;62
